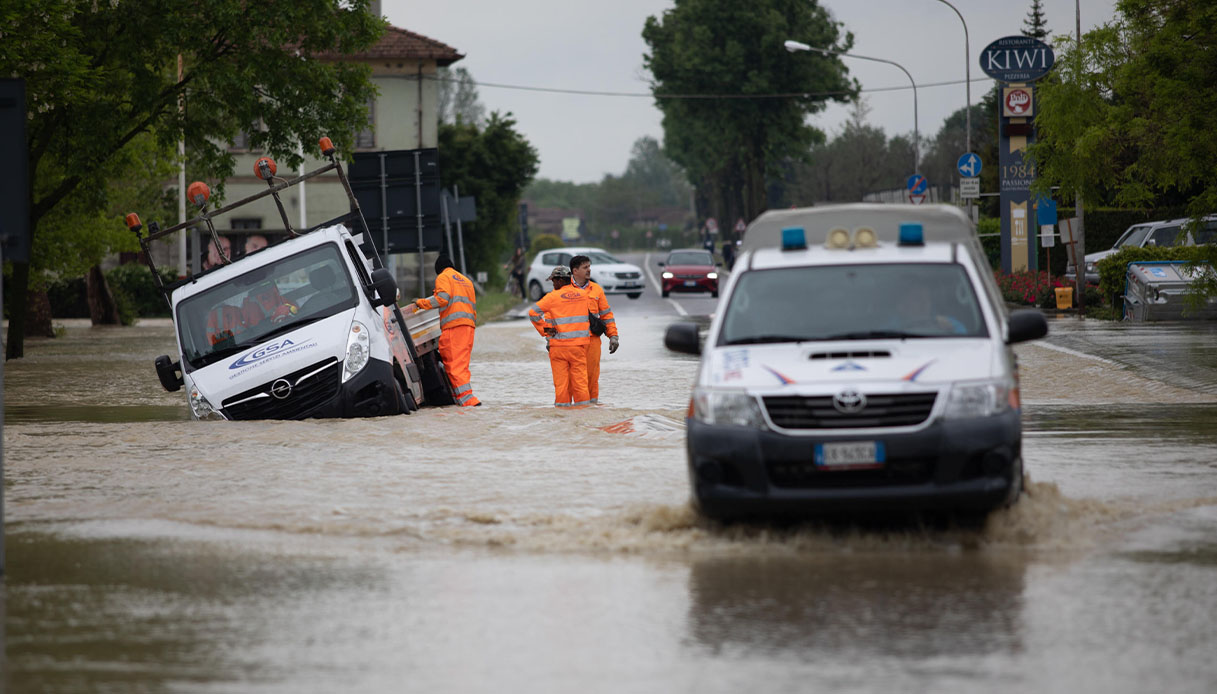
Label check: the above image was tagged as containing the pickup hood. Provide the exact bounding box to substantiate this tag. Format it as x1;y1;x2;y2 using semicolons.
1084;248;1116;265
187;310;354;404
703;339;1000;391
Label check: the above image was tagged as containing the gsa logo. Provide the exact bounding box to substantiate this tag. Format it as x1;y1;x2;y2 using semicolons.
230;339;295;369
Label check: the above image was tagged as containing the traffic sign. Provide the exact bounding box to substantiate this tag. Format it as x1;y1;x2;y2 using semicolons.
734;218;746;233
956;152;982;178
906;174;928;195
960;177;980;199
1035;197;1057;226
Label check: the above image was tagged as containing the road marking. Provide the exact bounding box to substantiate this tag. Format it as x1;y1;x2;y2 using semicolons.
643;252;688;316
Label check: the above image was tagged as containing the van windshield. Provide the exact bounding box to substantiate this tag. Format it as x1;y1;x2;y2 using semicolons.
177;243;358;369
718;263;988;345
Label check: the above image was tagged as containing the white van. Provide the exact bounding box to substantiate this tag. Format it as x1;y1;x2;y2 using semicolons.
664;204;1048;520
133;139;453;420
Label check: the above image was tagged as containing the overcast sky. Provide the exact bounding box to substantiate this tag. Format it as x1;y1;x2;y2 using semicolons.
386;0;1118;184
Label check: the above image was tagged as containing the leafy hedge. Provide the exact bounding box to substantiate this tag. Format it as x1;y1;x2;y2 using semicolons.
47;264;176;323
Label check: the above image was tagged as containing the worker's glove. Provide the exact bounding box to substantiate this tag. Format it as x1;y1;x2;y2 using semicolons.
609;335;620;354
271;302;298;325
543;327;557;337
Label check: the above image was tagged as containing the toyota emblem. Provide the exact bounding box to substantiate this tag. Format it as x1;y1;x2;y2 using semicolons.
833;388;866;413
270;378;293;400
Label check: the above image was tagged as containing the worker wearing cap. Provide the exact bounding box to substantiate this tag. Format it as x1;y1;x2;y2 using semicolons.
410;256;481;407
569;254;619;404
528;266;592;407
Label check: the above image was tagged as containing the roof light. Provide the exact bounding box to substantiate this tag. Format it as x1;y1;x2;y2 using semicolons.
826;228;850;249
854;227;877;248
254;156;277;180
782;226;807;250
124;213;142;232
186;181;211;207
319;136;335;156
898;222;924;246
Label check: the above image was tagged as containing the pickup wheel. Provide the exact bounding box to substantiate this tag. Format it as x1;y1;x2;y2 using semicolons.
528;280;544;301
711;289;719;298
661;289;669;298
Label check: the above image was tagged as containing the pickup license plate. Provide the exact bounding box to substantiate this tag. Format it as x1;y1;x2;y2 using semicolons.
815;441;885;469
683;280;698;287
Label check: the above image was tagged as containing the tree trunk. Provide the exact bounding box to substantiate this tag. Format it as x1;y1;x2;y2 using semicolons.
5;261;29;359
86;264;122;325
26;285;55;337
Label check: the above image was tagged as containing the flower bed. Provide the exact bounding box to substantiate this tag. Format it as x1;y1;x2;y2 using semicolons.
993;269;1065;308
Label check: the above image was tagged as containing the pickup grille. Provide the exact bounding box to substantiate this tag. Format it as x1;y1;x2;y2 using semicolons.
222;357;340;420
767;456;934;488
762;392;936;429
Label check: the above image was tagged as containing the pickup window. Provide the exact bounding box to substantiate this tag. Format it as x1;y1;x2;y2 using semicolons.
719;263;988;345
176;243;358;369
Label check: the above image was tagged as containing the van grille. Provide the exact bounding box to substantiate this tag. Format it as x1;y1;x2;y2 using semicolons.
615;271;641;279
222;357;340;420
762;392;936;429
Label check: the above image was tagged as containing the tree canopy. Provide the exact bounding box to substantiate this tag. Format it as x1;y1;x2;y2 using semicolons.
1;0;384;357
643;0;857;227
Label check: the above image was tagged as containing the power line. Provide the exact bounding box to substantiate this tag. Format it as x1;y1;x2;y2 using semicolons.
420;73;995;100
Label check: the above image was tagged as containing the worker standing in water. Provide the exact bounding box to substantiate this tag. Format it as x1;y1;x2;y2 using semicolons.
529;266;592;408
409;256;481;407
569;254;619;404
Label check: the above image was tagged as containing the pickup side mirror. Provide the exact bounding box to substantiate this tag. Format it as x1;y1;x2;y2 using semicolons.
370;267;398;307
154;355;183;392
664;322;701;355
1007;309;1048;345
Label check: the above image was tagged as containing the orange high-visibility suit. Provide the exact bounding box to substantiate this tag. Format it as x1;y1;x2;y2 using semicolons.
529;285;592;407
415;267;480;407
574;279;617;404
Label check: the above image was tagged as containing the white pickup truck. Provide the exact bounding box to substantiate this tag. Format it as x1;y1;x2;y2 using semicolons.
130;137;453;420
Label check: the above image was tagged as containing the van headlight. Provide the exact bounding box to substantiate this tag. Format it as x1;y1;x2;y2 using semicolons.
187;384;226;421
692;387;767;428
343;320;371;382
943;380;1012;419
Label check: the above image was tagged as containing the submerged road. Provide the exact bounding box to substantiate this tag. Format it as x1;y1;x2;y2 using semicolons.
4;281;1217;693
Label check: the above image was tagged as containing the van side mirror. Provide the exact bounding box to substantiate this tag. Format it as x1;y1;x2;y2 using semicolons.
154;355;183;392
1006;309;1048;345
370;267;398;307
664;322;701;355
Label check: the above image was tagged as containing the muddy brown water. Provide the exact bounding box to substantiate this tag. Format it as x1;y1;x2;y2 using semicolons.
4;314;1217;693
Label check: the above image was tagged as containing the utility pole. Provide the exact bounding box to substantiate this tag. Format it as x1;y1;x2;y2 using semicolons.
1074;0;1085;310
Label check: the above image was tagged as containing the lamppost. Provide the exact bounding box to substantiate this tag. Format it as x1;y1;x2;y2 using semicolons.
784;40;919;175
932;0;970;155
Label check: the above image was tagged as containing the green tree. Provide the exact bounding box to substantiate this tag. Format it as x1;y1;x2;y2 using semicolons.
437;66;486;126
1023;0;1050;39
438;112;539;283
0;0;383;358
643;0;857;227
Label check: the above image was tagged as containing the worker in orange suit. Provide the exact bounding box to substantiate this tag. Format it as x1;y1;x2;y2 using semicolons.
411;256;481;407
569;254;619;404
528;266;592;408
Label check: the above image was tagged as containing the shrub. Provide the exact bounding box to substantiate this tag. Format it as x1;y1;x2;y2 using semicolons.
1095;245;1208;310
106;264;176;319
993;269;1063;308
528;233;564;257
977;217;1001;269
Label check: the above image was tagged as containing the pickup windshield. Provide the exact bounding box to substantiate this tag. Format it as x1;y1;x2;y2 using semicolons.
718;263;988;345
177;243;358;369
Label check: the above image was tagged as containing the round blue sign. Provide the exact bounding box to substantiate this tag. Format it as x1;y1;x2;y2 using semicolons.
956;152;982;178
906;174;928;195
979;36;1055;82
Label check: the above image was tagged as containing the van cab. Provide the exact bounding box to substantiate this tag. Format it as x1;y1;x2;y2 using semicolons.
664;204;1048;520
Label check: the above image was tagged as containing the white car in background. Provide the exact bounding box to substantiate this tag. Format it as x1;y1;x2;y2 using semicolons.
526;246;645;301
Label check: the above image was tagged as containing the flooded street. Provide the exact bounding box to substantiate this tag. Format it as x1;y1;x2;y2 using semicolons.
5;277;1217;692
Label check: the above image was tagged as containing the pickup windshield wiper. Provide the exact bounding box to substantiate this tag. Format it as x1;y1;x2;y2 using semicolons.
723;335;809;345
820;330;919;340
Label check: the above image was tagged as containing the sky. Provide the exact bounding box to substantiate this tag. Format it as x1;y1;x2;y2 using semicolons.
386;0;1119;184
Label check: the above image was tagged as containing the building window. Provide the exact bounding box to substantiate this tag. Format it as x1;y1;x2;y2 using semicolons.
230;218;262;231
355;98;376;149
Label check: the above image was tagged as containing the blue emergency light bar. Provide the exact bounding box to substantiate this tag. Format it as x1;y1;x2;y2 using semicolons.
898;222;925;246
781;227;807;250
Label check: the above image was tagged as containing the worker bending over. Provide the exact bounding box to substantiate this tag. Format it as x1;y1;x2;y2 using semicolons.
411;256;481;407
569;254;619;404
529;266;592;408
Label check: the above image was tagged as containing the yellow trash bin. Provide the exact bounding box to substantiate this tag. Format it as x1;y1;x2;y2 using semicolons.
1054;287;1074;309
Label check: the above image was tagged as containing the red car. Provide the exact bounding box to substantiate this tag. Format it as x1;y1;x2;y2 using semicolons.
659;249;719;298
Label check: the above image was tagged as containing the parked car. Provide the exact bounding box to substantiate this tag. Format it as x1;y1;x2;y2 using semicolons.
1066;217;1216;283
526;246;644;301
658;248;719;298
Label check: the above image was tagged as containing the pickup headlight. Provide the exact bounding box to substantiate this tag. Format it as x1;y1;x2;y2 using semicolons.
343;320;371;382
187;381;226;421
943;380;1013;419
1085;262;1096;272
692;387;767;428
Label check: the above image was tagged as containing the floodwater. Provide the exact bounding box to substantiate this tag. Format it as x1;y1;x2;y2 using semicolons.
4;308;1217;693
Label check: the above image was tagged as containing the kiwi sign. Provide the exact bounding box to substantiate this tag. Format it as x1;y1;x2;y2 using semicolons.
979;36;1055;83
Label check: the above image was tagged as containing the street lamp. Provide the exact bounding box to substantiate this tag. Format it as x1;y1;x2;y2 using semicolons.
932;0;970;155
784;39;919;175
